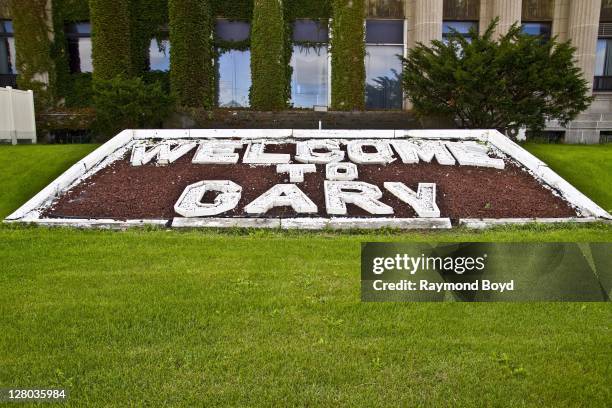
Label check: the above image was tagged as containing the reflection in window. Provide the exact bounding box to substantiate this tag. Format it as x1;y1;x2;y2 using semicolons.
291;46;328;108
148;38;170;71
442;21;477;42
291;19;328;108
65;22;92;73
521;22;551;40
365;20;403;110
216;19;251;107
0;20;16;74
218;50;251;107
595;39;612;77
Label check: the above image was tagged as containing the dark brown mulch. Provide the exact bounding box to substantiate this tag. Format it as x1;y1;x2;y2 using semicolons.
43;145;577;221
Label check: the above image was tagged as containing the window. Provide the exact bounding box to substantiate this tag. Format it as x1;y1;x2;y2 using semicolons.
216;20;251;107
443;0;480;21
365;19;403;110
0;20;16;75
291;19;328;108
442;21;477;42
148;37;170;71
65;22;92;73
521;22;551;40
521;0;553;22
594;38;612;91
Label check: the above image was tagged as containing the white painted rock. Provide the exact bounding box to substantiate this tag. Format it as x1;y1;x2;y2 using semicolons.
243;141;290;164
326;162;358;181
131;141;196;166
295;139;345;164
444;141;505;169
324;181;393;215
384;182;440;217
245;184;317;214
192;141;243;164
174;180;242;217
276;164;316;182
346;140;395;164
390;140;455;165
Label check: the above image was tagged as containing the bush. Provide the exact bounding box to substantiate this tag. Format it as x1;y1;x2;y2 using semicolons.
93;76;174;140
250;0;288;110
402;19;593;134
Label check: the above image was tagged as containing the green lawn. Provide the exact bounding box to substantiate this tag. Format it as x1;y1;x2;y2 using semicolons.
0;143;610;406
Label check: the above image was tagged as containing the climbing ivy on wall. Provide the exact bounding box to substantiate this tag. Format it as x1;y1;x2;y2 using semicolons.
168;0;214;107
89;0;133;80
9;0;57;109
250;0;287;110
129;0;168;74
330;0;365;110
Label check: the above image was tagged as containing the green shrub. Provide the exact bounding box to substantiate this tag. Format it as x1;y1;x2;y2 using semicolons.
402;19;593;133
92;76;174;140
330;0;365;111
169;0;214;108
89;0;133;80
250;0;288;110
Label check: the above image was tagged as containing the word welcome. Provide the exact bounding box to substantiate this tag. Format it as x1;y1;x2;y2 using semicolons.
130;139;505;169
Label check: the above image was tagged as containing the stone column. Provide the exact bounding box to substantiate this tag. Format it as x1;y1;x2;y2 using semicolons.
404;0;443;110
567;0;602;93
406;0;443;49
488;0;522;37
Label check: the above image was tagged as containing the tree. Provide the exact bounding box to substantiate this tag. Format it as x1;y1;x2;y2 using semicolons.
401;19;593;134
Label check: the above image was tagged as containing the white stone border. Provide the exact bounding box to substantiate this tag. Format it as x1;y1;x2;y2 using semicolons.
459;217;610;229
4;128;611;230
172;217;452;230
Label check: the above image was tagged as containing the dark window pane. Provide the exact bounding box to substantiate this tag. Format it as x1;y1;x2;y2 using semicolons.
595;39;606;76
149;38;170;71
65;22;91;35
215;20;250;42
293;19;328;42
291;45;328;108
0;20;13;34
365;45;403;109
521;22;551;38
0;37;15;74
218;50;251;107
366;19;403;44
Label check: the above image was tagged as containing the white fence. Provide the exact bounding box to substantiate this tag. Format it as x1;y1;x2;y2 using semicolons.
0;86;36;144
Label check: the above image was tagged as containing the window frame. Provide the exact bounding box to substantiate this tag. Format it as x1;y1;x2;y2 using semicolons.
0;19;17;76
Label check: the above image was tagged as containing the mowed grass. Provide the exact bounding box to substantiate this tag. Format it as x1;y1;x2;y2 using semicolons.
524;142;612;213
0;143;611;407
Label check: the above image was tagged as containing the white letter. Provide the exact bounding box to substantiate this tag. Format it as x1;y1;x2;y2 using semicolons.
243;141;290;164
384;182;440;218
192;141;243;164
131;142;196;166
174;180;242;217
445;141;505;169
295;139;345;164
276;164;316;183
326;162;358;181
390;140;455;165
245;184;317;214
346;140;395;164
324;181;393;215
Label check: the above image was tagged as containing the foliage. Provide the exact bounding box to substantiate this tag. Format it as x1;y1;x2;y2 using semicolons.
402;19;594;133
330;0;365;110
250;0;287;110
169;0;214;108
63;72;93;107
9;0;57;109
129;0;169;74
92;76;173;140
365;69;402;109
89;0;133;80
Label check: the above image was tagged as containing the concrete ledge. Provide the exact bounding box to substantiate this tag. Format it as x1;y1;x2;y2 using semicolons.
4;218;168;229
458;217;607;229
171;217;453;229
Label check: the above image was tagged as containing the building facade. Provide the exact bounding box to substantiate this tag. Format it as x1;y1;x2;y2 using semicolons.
0;0;610;143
